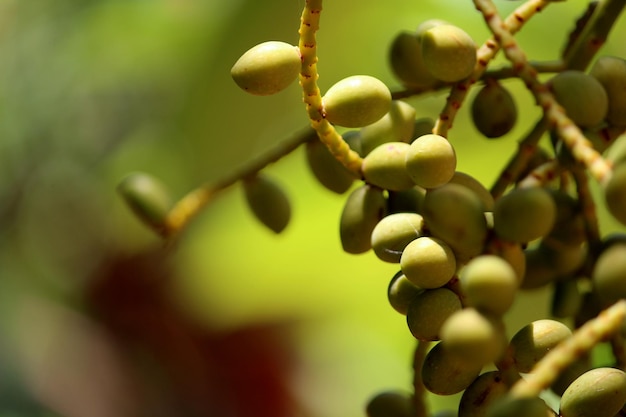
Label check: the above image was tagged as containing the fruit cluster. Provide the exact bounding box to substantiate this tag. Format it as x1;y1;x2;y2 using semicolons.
119;0;626;416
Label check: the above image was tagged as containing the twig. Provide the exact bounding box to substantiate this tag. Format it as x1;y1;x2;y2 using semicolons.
412;340;431;417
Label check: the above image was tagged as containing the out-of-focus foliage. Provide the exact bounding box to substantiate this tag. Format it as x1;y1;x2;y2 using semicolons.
0;1;625;417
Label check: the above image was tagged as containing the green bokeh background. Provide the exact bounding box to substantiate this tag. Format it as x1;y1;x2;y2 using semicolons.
1;1;625;416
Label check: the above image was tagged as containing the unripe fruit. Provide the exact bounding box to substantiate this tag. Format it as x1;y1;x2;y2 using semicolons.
363;142;415;191
366;390;414;417
493;187;556;243
231;41;301;96
560;368;626;417
406;288;461;341
471;79;517;138
449;171;495;211
548;70;608;128
388;31;438;88
322;75;392;128
371;212;425;263
387;187;425;215
360;100;417;156
422;183;488;262
243;174;291;233
305;138;356;194
118;172;173;232
400;236;456;288
589;55;626;127
405;134;457;189
440;308;505;366
592;240;626;306
340;184;387;254
551;279;583;319
458;371;508;417
421;24;477;82
486;396;552;417
460;255;518;316
603;162;626;227
509;319;572;373
422;341;483;395
388;271;423;315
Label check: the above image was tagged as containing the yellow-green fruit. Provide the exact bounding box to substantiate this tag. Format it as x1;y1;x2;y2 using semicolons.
552;356;592;396
339;184;387;254
305;138;356;194
560;368;626;417
405;134;457;189
118;172;173;232
589;56;626;127
371;212;425;263
387;187;425;215
471;79;517;138
493;187;556;243
520;245;558;289
460;255;518;316
388;271;423;315
412;117;436;139
449;171;495;211
440;308;505;366
458;371;508;417
592;240;626;306
406;288;461;341
485;240;526;284
422;341;483;395
231;41;301;96
389;31;438;88
421;24;477;82
486;396;553;417
366;390;414;417
545;190;586;246
548;70;608;128
323;75;392;128
243;174;291;233
603;162;626;227
360;100;417;156
509;319;572;373
422;183;488;262
400;236;456;288
363;142;415;191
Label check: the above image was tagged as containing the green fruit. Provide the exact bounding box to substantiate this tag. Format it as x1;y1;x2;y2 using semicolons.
363;142;415;191
460;255;518;316
560;367;626;417
551;279;583;319
412;117;436;139
388;31;438;88
243;174;291;233
485;240;526;284
406;288;461;341
387;187;425;215
520;245;558;289
509;319;572;373
493;187;556;243
545;190;585;246
405;134;457;189
603;162;626;227
371;212;425;263
440;308;505;366
339;184;387;254
589;56;626;127
422;341;483;395
360;100;417;156
548;70;608;128
485;396;552;417
458;371;508;417
118;172;173;232
305;138;356;194
422;183;488;262
592;240;626;306
400;236;456;289
421;24;477;82
552;356;592;396
322;75;392;128
471;79;517;138
449;171;495;211
231;41;301;96
366;390;414;417
388;271;423;315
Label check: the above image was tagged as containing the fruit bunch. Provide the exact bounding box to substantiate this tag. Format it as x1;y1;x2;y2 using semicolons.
119;0;626;416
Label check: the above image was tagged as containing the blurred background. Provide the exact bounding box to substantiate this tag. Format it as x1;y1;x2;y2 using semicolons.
1;1;625;416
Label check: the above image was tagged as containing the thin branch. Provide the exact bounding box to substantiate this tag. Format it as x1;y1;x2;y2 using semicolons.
412;340;431;417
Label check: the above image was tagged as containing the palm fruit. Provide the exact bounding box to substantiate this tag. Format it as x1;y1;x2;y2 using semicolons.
405;134;457;189
305;137;356;194
339;184;387;254
387;271;423;315
471;79;517;138
603;162;626;227
592;239;626;306
421;24;477;83
589;55;626;127
371;212;425;263
360;100;417;156
460;255;518;316
322;75;392;128
406;288;461;341
242;174;291;233
365;390;414;417
400;236;456;289
509;319;572;373
486;396;553;417
493;187;556;244
560;368;626;417
363;142;415;191
422;341;483;395
458;371;508;417
548;70;608;128
231;41;301;96
449;171;495;211
118;172;173;232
